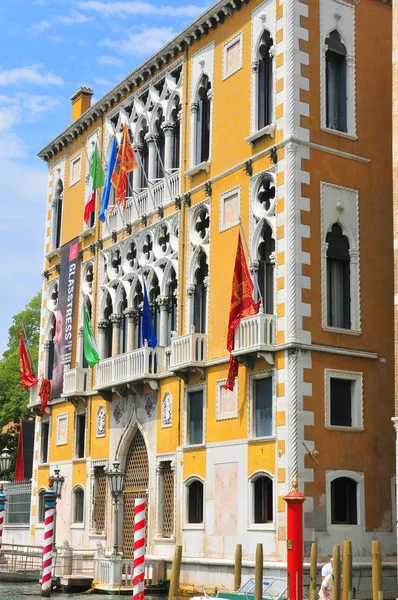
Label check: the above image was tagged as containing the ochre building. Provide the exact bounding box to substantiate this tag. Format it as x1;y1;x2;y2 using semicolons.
28;0;395;588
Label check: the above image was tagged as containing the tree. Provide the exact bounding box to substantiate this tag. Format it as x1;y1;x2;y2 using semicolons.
0;292;41;426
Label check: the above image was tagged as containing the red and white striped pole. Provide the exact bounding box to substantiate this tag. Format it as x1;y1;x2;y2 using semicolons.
0;484;7;552
133;498;146;600
41;478;56;597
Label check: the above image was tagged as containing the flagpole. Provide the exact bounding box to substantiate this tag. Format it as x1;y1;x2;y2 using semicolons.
238;218;264;313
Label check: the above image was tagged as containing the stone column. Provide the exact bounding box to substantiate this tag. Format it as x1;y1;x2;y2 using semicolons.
110;314;122;357
43;340;51;378
190;101;198;167
186;284;195;333
157;296;170;347
124;308;136;353
97;320;108;360
145;133;158;181
162;122;175;172
155;463;164;538
132;143;143;194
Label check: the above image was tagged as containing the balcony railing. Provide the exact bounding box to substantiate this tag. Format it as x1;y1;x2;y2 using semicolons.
95;345;164;389
107;170;180;231
233;313;276;354
169;332;207;370
28;381;40;410
62;367;90;397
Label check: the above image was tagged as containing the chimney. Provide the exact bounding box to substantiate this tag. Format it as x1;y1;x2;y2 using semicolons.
70;87;94;122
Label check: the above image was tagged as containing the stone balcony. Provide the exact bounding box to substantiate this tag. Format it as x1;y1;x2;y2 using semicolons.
169;332;207;381
62;367;90;405
107;170;180;231
94;345;165;398
28;381;41;414
232;313;276;366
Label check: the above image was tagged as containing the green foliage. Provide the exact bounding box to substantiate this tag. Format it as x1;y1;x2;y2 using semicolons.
0;292;41;426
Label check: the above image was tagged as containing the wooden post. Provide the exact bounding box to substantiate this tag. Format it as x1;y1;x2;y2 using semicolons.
342;540;352;600
234;544;242;591
310;543;317;600
168;545;182;600
255;543;263;600
331;545;340;600
372;540;383;600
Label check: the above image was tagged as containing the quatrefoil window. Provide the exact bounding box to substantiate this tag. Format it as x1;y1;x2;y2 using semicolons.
142;235;153;260
85;264;93;292
127;241;137;268
195;208;210;241
158;224;170;253
111;249;121;271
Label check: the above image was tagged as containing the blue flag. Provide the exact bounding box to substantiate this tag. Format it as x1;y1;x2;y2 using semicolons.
99;136;117;222
142;282;158;349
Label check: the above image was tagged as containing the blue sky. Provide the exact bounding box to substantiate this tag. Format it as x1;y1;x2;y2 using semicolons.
0;0;211;354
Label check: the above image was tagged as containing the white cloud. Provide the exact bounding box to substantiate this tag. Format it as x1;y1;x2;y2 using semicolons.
0;65;64;87
92;76;112;87
100;26;176;56
31;12;94;33
97;55;123;66
79;0;205;18
48;35;65;42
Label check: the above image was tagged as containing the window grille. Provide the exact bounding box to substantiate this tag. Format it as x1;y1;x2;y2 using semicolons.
93;467;107;534
5;480;32;525
162;463;174;538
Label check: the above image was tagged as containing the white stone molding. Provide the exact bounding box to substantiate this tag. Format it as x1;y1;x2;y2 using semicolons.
324;368;363;430
216;379;238;421
287;349;299;487
219;185;240;232
182;474;205;529
56;413;69;446
286;142;299;342
96;405;106;438
155;452;177;539
161;391;173;428
222;31;243;81
69;152;82;187
49;156;66;252
190;42;214;168
325;469;365;531
320;182;360;332
319;0;356;137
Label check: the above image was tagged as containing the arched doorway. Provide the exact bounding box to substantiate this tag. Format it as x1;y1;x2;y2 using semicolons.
122;429;149;557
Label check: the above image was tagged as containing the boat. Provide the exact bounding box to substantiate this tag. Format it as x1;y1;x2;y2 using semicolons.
191;577;288;600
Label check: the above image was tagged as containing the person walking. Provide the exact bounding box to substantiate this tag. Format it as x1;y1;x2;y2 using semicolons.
319;572;333;600
322;558;333;581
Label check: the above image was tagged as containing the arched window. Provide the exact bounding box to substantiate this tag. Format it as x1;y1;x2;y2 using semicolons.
252;474;273;524
196;75;211;164
53;179;63;250
257;30;273;130
325;30;347;133
326;223;350;329
37;489;46;524
171;99;181;169
155;110;165;179
73;487;85;523
331;477;357;525
187;479;203;524
103;294;113;359
119;289;128;354
140;124;149;188
193;252;208;334
257;222;275;314
167;268;178;345
149;275;161;343
133;282;143;349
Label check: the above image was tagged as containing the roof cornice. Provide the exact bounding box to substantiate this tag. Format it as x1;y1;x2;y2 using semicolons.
38;0;245;162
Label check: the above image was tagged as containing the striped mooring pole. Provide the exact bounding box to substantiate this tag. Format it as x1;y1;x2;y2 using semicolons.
0;484;7;552
41;478;56;597
133;498;146;600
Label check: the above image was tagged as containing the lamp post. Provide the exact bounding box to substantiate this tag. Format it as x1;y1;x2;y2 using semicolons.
50;466;64;552
106;458;126;556
0;447;12;478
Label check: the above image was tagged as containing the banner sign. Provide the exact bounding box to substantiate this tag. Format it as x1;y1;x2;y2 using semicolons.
51;237;79;399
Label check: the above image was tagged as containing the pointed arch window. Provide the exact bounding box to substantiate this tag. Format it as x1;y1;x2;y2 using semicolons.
257;222;275;314
167;268;178;345
193;252;208;334
171;100;181;169
326;223;350;329
155;110;165;179
325;30;347;133
257;30;273;130
140;125;149;188
53;179;63;250
149;275;161;343
103;294;113;359
134;283;143;349
196;75;211;164
119;289;128;354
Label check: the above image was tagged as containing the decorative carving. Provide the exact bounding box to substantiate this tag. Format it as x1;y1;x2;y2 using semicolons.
162;392;173;428
96;405;106;437
145;396;155;417
113;402;123;424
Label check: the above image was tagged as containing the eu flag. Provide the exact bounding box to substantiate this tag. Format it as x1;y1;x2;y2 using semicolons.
142;282;158;349
99;136;117;222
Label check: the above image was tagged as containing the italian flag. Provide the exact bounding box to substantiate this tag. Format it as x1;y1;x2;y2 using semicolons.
83;304;100;367
84;143;105;223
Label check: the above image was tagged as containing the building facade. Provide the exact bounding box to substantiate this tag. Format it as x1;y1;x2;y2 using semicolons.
26;0;395;588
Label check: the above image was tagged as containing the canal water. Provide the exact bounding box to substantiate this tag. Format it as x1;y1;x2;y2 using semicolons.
0;581;167;599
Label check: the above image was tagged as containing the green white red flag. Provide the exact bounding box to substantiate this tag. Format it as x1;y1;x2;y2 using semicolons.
84;143;105;223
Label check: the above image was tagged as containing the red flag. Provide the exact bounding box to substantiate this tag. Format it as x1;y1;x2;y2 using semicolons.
225;233;260;391
111;124;138;209
14;419;24;481
19;329;38;389
39;379;51;415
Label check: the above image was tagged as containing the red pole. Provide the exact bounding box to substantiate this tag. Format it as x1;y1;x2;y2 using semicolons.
284;476;306;600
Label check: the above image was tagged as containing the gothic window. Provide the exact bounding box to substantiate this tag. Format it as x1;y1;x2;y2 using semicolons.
171;98;181;169
331;477;357;525
46;314;56;380
140;124;149;188
193;252;208;334
53;179;63;250
257;222;275;314
149;275;161;342
103;293;113;359
119;289;128;354
253;474;273;524
325;30;347;133
257;30;273;130
133;282;143;349
167;268;178;345
196;75;211;164
187;479;203;524
326;223;350;329
155;110;165;179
